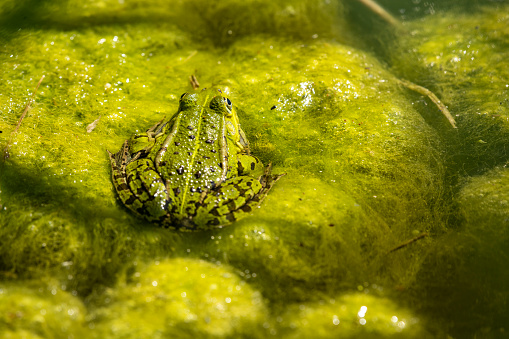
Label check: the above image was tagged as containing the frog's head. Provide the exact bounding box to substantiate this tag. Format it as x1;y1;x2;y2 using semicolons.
178;88;246;152
178;88;233;116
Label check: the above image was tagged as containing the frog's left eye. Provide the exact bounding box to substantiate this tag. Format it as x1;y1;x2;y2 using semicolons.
223;97;233;113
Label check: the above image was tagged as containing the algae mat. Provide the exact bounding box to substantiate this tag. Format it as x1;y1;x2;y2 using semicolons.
0;1;508;338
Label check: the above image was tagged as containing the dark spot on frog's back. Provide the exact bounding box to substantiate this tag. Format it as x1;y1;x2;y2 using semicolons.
251;162;255;170
207;218;221;226
194;171;202;179
173;187;181;196
125;194;138;205
118;183;129;192
177;166;185;175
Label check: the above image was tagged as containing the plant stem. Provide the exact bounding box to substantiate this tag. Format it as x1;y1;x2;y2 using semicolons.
398;79;457;128
355;0;401;27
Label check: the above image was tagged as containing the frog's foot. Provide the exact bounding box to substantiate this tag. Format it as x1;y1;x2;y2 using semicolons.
256;162;285;204
108;140;141;169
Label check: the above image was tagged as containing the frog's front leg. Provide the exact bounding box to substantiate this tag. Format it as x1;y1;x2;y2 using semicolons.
128;117;169;154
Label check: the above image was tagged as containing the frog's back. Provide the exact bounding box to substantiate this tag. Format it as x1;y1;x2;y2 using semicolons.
154;93;233;216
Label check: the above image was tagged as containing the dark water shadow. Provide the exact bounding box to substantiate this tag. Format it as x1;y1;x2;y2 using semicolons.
0;159;183;294
0;0;179;43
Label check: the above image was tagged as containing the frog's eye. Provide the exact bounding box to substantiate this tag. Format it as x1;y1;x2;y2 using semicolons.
180;92;187;100
223;97;233;113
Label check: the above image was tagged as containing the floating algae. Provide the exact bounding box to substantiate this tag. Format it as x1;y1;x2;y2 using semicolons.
0;1;507;338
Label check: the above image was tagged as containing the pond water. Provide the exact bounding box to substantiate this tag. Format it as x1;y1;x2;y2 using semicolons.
0;0;508;338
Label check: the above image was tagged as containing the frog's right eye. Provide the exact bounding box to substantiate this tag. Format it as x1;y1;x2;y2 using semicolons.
180;92;187;100
223;97;233;114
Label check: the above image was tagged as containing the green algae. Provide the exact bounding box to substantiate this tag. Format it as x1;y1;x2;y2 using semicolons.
404;165;509;337
392;6;509;176
0;1;507;338
89;258;268;338
0;280;87;338
382;7;509;337
278;293;430;338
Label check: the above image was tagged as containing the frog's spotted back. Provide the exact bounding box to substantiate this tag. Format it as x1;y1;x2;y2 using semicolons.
108;88;283;231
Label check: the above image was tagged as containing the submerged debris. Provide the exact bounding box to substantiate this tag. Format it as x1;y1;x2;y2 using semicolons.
388;232;429;253
86;115;101;133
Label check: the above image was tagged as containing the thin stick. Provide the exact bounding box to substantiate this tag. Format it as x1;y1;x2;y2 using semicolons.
189;74;200;90
355;0;401;27
182;50;197;63
388;232;428;253
398;79;457;128
2;75;45;160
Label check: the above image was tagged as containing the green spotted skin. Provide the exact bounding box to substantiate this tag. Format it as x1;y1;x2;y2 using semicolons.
108;88;283;231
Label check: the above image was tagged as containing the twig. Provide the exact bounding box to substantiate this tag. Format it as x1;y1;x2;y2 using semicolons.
189;74;200;90
2;75;45;161
388;232;428;253
182;50;197;63
398;79;457;128
355;0;401;27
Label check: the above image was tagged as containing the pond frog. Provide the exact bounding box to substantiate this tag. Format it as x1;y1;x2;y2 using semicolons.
108;88;283;231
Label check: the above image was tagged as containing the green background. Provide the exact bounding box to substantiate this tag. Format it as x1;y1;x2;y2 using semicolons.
0;0;508;338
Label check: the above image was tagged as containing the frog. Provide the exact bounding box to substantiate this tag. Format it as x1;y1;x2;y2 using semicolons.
108;88;283;231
